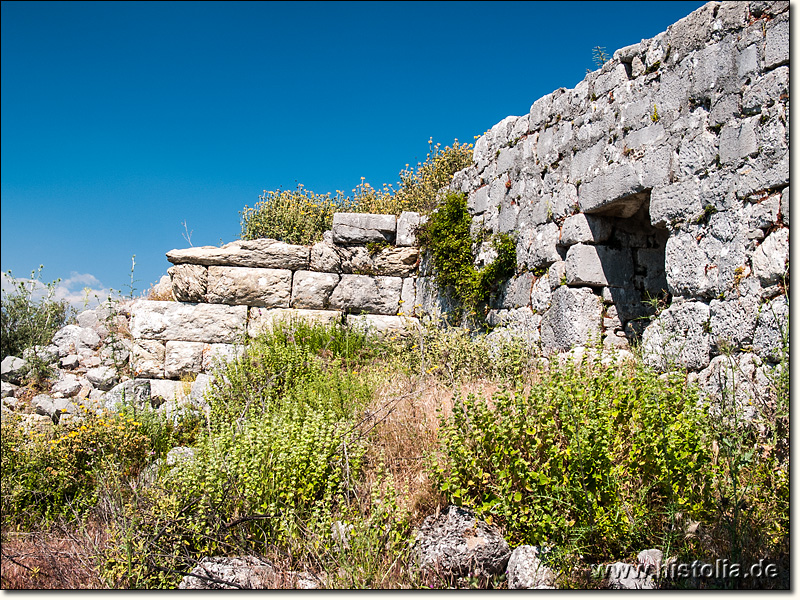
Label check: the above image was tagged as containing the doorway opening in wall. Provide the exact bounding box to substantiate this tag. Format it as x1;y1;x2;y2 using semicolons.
587;190;669;347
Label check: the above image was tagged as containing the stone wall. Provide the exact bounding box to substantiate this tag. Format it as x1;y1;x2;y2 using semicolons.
443;1;788;399
129;212;424;380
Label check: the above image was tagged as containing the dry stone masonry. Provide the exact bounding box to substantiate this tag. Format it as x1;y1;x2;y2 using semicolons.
444;0;788;405
130;212;425;380
126;1;788;407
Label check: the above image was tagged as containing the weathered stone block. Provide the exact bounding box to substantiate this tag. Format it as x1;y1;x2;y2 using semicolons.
751;228;789;286
399;277;416;316
540;286;603;353
396;211;424;246
559;213;612;245
131;339;166;378
501;273;534;309
201;343;242;372
709;295;758;351
416;276;457;318
332;213;396;244
764;17;789;69
247;308;342;337
167;239;310;270
291;271;340;309
206;266;292;307
168;264;207;302
579;164;646;217
641;301;711;371
52;325;101;358
753;295;789;362
310;239;342;272
130;300;247;344
164;341;204;379
372;247;420;276
719;117;758;165
565;244;634;288
517;222;561;270
329;275;403;315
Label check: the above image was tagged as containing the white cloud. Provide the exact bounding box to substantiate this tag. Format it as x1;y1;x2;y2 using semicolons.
1;270;122;312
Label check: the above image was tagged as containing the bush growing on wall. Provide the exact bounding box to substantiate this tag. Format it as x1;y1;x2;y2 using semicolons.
240;140;473;243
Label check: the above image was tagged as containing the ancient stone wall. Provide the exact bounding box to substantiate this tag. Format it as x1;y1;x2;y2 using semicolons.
441;0;788;401
129;212;424;380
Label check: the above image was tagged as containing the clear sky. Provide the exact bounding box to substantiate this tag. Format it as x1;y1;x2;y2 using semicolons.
2;0;706;306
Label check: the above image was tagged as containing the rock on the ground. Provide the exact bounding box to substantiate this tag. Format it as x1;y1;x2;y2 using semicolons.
415;505;511;581
178;556;276;589
1;356;28;384
506;545;557;589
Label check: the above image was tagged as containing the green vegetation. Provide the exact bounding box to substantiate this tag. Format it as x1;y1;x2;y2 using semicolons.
240;139;473;243
416;191;516;319
1;267;74;362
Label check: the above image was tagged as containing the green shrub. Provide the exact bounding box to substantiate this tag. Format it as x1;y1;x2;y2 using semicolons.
433;357;714;560
1;412;150;527
240;140;473;243
1;267;74;361
416;191;516;318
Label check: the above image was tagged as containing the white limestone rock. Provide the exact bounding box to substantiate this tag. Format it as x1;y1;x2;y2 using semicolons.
130;300;247;344
540;286;603;353
331;213;396;244
641;301;711;371
329;275;403;315
166;239;310;270
168;264;207;302
291;271;340;309
164;341;204;379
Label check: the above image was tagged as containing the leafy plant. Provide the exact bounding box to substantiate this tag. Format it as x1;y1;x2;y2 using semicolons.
416;191;516;319
1;267;74;361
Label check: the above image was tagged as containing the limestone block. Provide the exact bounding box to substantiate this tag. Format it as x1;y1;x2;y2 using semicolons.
168;264;207;302
345;314;420;338
565;244;634;288
696;354;773;420
578;164;645;217
719;118;758;165
530;274;552;314
753;295;789;362
678;131;719;177
52;325;101;358
641;301;711;371
559;214;612;246
742;67;788;115
540;286;603;353
710;94;742;128
164;341;204;379
206;266;292;308
709;295;758;351
130;300;247;344
310;240;342;272
104;379;151;411
291;271;339;309
329;275;403;315
764;17;789;69
131;340;166;378
336;246;374;274
332;213;396;244
663;1;718;63
396;211;425;246
501;273;534;309
781;187;789;226
201;343;242;372
247;307;342;337
148;379;188;404
507;546;557;590
547;261;566;291
624;123;665;149
751;229;789;286
468;186;489;215
416;276;458;318
517;222;561;270
689;38;737;98
748;194;781;229
167;239;310;270
399;277;416;316
51;374;82;398
86;366;119;392
372;247;420;276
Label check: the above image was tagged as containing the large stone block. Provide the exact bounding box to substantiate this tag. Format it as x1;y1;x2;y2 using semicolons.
753;295;789;363
202;343;243;372
372;247;420;276
291;271;340;309
517;222;561;271
164;341;204;379
168;264;207;302
329;275;403;315
650;180;704;227
131;339;166;378
130;300;247;344
501;273;534;309
764;16;789;70
206;266;292;307
309;239;342;272
709;295;758;351
641;301;711;371
332;213;396;244
416;276;458;318
751;229;789;286
565;244;634;288
396;211;425;246
578;164;646;217
559;213;612;245
167;239;310;270
540;286;603;353
247;307;342;337
399;277;416;316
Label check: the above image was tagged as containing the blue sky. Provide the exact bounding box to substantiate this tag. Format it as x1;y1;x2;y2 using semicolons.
2;0;705;305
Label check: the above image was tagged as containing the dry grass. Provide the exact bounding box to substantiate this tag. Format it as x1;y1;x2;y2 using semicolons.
1;522;110;589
